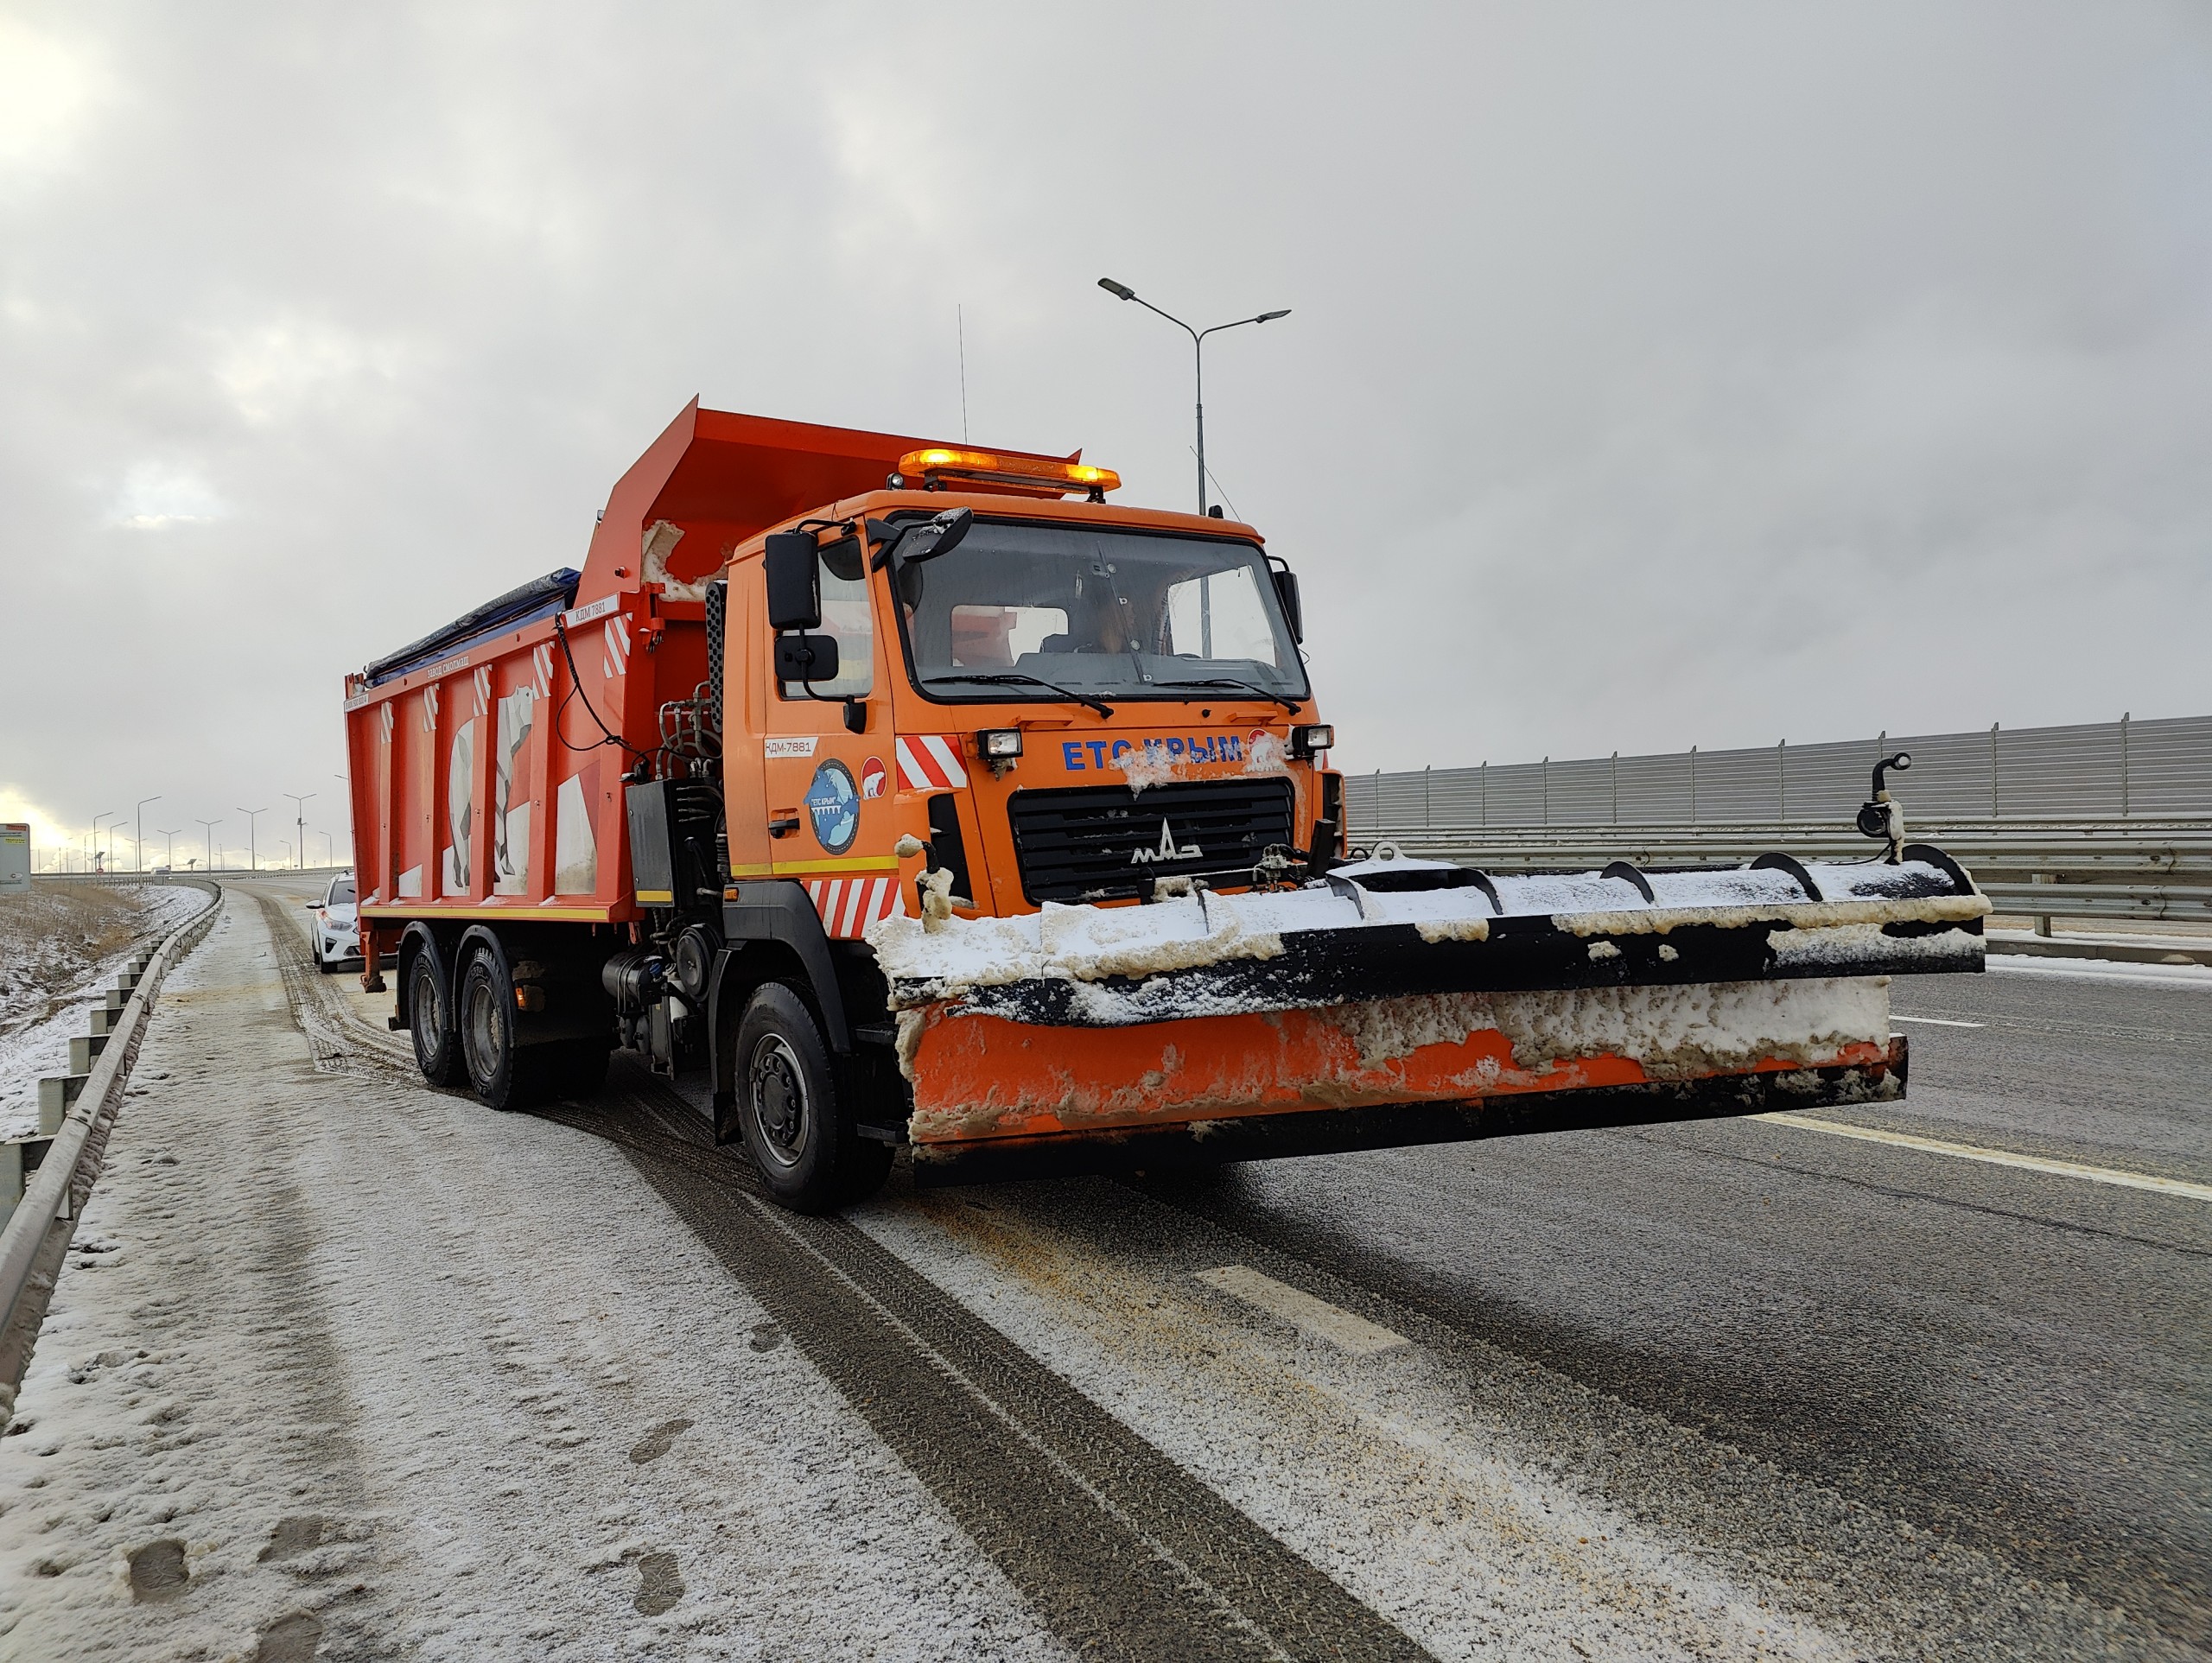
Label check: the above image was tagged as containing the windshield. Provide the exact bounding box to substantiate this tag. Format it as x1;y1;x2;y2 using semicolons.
331;878;356;906
893;521;1308;703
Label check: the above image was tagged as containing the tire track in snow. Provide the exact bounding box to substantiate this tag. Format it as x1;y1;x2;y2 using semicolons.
551;1074;1433;1663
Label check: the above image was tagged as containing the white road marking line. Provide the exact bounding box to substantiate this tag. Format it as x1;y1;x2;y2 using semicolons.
1194;1266;1410;1356
1891;1015;1985;1028
1749;1114;2212;1203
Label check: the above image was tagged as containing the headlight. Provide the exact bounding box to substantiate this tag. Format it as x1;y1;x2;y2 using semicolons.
977;728;1023;760
1290;724;1334;758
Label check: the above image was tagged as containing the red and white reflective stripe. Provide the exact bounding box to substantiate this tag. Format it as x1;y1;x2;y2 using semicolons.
602;615;632;681
422;683;441;733
895;734;968;790
531;643;554;697
473;666;493;717
804;875;906;939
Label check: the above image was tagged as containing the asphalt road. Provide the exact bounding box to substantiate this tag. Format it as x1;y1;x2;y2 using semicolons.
1110;962;2212;1652
60;886;2205;1660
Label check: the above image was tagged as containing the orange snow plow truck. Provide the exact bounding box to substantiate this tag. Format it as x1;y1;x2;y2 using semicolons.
344;402;1988;1211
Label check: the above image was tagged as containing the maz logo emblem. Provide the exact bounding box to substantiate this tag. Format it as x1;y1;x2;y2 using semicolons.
1128;819;1203;865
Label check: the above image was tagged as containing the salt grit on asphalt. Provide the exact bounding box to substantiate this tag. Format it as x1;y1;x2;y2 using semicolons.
0;893;1065;1661
851;1191;1864;1663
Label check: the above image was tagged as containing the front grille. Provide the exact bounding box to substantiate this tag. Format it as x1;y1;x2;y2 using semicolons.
1006;779;1297;904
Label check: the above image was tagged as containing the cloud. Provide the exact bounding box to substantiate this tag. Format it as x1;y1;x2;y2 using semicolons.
111;461;226;530
0;1;2207;832
213;319;410;426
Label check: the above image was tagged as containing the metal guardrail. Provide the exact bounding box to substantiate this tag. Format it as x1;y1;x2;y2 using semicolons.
1344;819;2212;933
0;879;222;1403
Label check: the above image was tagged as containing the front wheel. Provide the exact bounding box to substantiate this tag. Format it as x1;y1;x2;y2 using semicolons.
735;983;891;1213
407;946;464;1087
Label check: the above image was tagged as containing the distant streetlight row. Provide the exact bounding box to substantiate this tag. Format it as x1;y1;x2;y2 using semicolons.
61;790;350;873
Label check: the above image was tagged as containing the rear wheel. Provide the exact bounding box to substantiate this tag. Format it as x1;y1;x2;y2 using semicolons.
407;946;464;1087
736;983;891;1212
458;948;550;1112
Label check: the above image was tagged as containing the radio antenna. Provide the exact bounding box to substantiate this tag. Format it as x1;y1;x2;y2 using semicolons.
958;304;969;442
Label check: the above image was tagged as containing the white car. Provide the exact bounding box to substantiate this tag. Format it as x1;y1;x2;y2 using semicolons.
308;872;361;974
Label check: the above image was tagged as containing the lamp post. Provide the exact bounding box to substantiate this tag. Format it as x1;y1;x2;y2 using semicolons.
92;810;118;874
196;817;221;873
238;806;268;872
156;828;180;869
1096;277;1289;516
283;792;315;871
136;795;162;873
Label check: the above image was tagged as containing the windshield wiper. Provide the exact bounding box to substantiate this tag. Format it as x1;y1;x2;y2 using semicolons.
922;673;1116;718
1150;677;1305;713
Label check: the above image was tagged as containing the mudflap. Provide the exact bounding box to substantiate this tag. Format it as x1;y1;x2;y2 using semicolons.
908;1037;1906;1187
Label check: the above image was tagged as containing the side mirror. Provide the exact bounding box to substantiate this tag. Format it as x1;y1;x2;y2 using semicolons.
773;633;841;684
764;532;821;631
1270;566;1304;644
901;506;974;566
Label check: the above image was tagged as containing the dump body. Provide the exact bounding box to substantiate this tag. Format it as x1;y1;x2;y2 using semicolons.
346;400;1986;1208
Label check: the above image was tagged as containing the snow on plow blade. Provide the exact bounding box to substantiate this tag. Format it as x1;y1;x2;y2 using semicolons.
871;846;1987;1184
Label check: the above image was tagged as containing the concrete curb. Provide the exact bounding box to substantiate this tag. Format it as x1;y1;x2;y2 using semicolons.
1986;930;2212;968
0;879;222;1405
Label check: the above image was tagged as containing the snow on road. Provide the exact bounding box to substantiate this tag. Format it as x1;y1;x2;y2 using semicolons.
0;892;1065;1660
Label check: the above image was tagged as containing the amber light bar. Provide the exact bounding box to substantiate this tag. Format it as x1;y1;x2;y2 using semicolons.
895;447;1122;498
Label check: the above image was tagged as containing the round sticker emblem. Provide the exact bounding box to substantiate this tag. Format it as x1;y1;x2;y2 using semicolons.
860;756;887;800
804;759;861;854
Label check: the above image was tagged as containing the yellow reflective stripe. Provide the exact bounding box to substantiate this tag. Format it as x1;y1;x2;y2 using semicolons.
769;856;899;875
634;889;675;904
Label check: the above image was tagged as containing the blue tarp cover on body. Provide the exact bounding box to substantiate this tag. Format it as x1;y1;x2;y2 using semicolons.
364;569;582;688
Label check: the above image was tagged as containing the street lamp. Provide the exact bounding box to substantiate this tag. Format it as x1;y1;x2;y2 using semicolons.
156;828;180;869
136;796;162;873
283;792;315;871
196;817;222;873
238;806;268;872
92;810;118;874
1096;277;1290;516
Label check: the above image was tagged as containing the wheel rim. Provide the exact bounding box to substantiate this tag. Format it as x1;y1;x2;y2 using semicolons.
463;964;501;1082
747;1034;809;1170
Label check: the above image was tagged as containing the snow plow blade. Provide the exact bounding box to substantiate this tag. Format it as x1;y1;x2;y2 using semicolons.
872;846;1986;1184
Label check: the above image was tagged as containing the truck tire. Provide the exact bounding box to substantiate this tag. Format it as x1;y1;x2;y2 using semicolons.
406;946;464;1088
735;982;891;1212
457;948;550;1112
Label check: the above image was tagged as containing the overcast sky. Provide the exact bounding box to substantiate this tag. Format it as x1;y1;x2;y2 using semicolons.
3;3;2207;867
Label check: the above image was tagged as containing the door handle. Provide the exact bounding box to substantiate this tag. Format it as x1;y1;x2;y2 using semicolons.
768;816;801;838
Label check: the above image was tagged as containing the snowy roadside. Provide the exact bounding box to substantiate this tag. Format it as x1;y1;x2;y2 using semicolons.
0;891;1066;1661
0;884;207;1142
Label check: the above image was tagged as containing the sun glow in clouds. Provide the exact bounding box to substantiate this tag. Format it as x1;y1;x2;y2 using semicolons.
112;462;225;530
